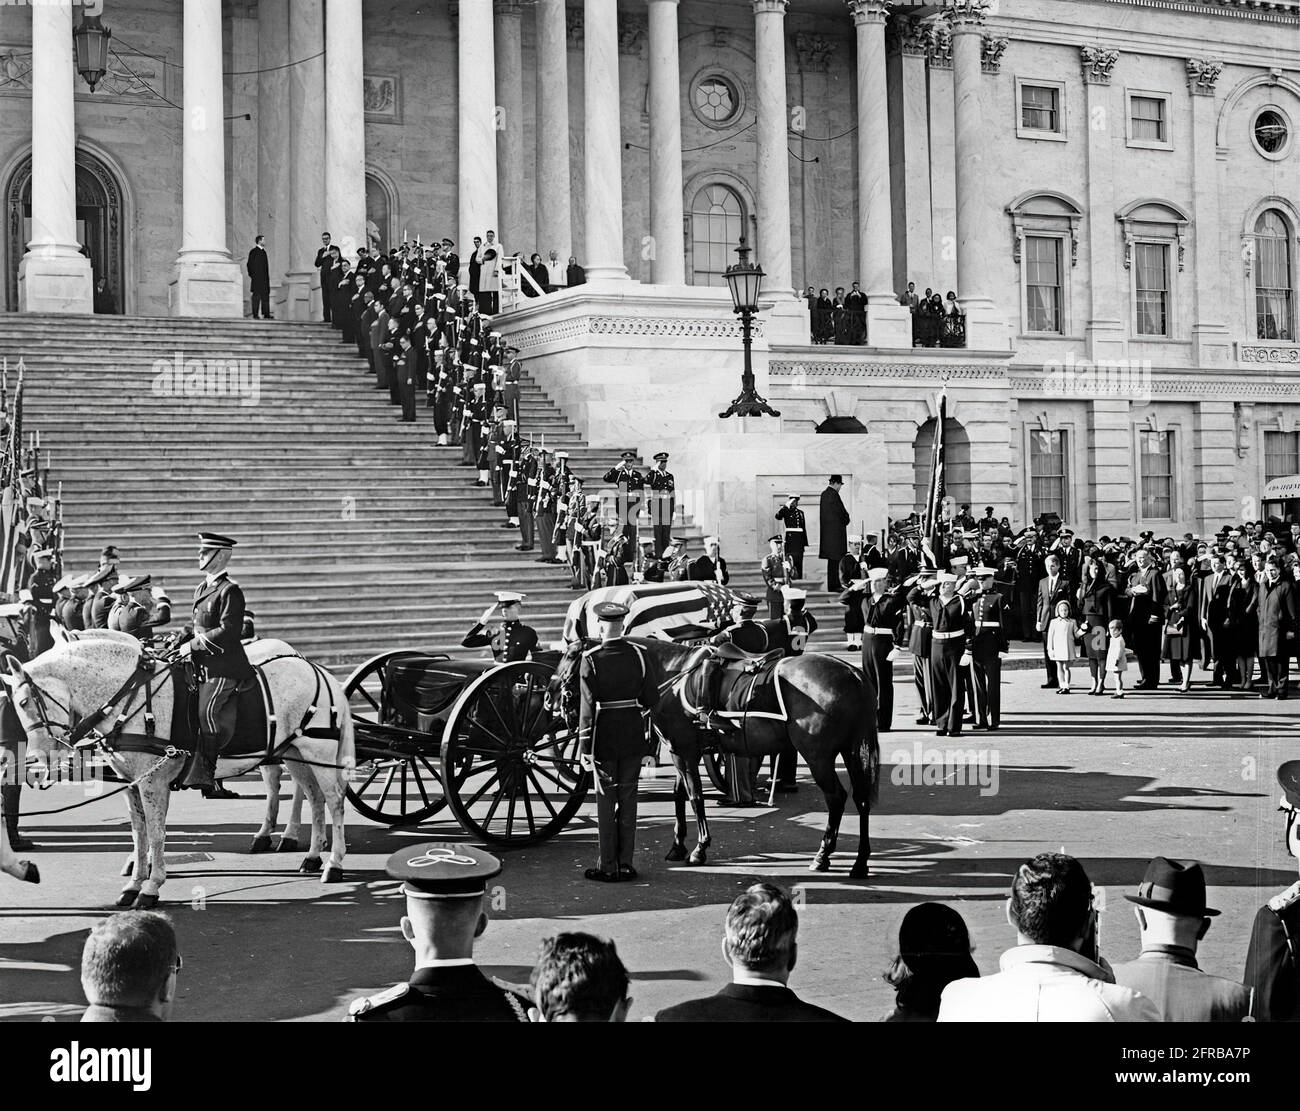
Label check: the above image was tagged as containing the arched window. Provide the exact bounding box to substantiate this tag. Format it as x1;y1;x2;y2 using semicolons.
1255;209;1295;341
690;184;744;287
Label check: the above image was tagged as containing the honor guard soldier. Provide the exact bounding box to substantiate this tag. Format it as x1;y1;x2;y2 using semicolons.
602;452;644;554
845;566;907;732
775;495;807;580
181;533;254;793
633;536;660;582
774;586;818;656
688;536;729;585
647;452;676;556
82;565;116;629
107;575;152;638
968;565;1008;730
346;843;530;1023
461;591;538;662
838;536;866;648
761;535;789;620
908;572;973;737
536;455;562;564
394;333;417;423
661;536;690;582
1244;760;1300;1022
57;574;86;631
907;570;937;725
24;548;58;656
578;602;665;883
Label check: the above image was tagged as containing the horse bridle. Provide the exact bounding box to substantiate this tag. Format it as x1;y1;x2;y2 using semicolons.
7;661;75;751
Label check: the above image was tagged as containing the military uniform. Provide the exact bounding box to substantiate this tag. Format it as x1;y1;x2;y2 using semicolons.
906;590;935;725
910;580;973;736
58;593;85;631
461;618;538;662
647;455;675;556
183;535;254;790
968;581;1008;730
775;502;807;579
1244;761;1300;1022
761;547;789;620
578;604;665;880
602;457;644;554
851;577;907;731
24;560;58;657
348;965;530;1023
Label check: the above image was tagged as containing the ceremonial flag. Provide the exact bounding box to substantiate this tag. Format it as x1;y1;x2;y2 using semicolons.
0;370;25;596
562;581;744;644
920;388;947;570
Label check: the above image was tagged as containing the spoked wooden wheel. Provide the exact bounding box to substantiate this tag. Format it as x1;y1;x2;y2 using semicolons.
441;661;589;845
343;650;451;826
704;749;730;796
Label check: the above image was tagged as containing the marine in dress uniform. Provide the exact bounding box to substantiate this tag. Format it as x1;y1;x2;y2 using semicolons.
907;571;937;725
967;566;1008;730
578;602;666;882
346;843;530;1023
842;567;906;732
909;572;973;736
602;452;644;555
182;533;254;791
760;536;789;621
460;592;538;662
647;453;676;556
774;495;807;580
1244;760;1300;1022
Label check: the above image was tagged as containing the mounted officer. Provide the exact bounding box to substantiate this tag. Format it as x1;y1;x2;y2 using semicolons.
180;533;254;793
81;565;115;629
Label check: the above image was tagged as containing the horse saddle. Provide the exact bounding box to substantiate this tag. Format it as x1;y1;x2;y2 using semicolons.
168;660;269;760
711;651;783;718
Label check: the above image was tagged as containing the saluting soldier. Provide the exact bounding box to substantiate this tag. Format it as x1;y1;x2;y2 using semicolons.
347;843;530;1023
759;535;789;621
774;495;807;580
968;565;1008;731
461;591;538;662
578;602;665;883
647;452;676;556
909;571;973;737
603;452;644;554
907;570;937;725
846;566;907;732
1245;760;1300;1022
181;533;254;793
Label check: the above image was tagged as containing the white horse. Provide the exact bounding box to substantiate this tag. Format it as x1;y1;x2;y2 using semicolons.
5;633;354;907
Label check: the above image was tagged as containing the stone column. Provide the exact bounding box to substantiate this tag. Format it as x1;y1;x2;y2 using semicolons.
18;0;92;313
258;0;291;312
285;0;325;320
495;1;526;254
583;0;628;280
850;1;910;346
1080;47;1125;363
888;18;933;290
1187;58;1232;367
647;0;685;285
753;0;792;296
459;0;498;254
946;0;1007;348
534;0;572;261
325;0;367;263
171;0;243;316
926;26;958;296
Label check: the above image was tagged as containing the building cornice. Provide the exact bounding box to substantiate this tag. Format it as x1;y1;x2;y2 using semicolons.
1104;0;1300;24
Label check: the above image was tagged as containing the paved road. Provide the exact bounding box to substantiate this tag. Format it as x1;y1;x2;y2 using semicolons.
1;670;1293;1022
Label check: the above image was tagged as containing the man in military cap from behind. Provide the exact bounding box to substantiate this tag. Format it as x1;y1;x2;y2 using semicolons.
347;843;530;1022
82;565;116;629
461;591;538;662
58;573;88;631
24;547;58;656
1244;760;1300;1021
578;602;665;882
108;575;154;639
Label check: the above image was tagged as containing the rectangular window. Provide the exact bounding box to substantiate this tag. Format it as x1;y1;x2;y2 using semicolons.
1130;96;1166;142
1257;233;1295;341
1025;236;1063;333
1134;242;1170;336
1265;431;1300;484
1021;85;1059;132
1139;430;1173;519
1029;429;1067;519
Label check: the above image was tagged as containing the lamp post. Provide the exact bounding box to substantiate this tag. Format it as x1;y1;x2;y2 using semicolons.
718;236;780;420
73;11;112;92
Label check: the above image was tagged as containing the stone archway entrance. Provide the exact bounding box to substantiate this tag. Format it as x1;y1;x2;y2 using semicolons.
913;417;972;513
6;148;126;312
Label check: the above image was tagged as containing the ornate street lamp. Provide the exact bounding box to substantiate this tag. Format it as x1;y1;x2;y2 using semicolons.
718;236;780;419
73;12;112;93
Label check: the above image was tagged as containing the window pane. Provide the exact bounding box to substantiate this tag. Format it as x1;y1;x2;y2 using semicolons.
1135;243;1169;336
1139;430;1173;519
1255;210;1295;341
1025;236;1063;333
1265;431;1300;484
1021;85;1059;132
690;185;744;287
1131;96;1166;142
1029;429;1067;518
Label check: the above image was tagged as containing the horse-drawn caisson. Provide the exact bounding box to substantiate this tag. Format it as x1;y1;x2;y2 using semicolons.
0;578;880;901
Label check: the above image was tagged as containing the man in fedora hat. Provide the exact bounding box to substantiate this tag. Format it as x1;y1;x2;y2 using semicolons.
1111;857;1250;1021
1244;760;1300;1021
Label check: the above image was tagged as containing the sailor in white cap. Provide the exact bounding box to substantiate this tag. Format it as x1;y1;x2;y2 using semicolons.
908;569;973;737
461;591;538;662
775;494;807;580
844;566;908;732
968;565;1008;731
839;535;866;649
687;535;729;586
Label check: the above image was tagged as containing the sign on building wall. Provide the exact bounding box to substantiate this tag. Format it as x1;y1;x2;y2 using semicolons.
1263;474;1300;500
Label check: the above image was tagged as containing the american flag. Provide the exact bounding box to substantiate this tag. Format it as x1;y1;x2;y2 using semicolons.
0;368;25;596
562;581;745;644
920;388;947;570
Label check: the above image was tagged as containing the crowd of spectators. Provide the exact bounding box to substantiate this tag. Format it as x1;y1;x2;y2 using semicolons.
802;281;964;347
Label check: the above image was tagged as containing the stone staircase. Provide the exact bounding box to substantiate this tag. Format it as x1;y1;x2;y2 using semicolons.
0;313;699;673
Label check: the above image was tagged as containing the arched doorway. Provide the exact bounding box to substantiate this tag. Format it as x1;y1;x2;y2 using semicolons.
5;148;125;312
913;417;972;514
365;169;397;257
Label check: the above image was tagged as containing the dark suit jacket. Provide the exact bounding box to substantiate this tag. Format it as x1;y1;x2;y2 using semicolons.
246;246;270;291
687;555;729;585
1244;895;1300;1022
817;487;850;560
1036;573;1074;631
655;982;848;1023
1256;577;1298;657
1125;565;1168;630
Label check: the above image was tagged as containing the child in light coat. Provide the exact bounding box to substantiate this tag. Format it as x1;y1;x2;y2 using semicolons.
1105;618;1128;698
1046;599;1081;693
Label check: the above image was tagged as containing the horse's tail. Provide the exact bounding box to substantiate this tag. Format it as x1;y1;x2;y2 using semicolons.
859;691;881;807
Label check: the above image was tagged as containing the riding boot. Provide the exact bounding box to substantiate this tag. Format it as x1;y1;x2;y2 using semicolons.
2;783;34;851
182;739;218;791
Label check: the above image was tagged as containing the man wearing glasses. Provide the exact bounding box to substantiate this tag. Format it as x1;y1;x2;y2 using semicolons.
80;911;181;1022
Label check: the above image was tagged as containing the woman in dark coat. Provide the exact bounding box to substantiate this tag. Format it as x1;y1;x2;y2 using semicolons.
1077;554;1116;694
1161;564;1196;692
832;288;848;344
881;903;978;1023
1226;564;1259;690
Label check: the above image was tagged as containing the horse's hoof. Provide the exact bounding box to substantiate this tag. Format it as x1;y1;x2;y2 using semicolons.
321;865;345;884
809;855;830;873
849;864;870;879
664;843;687;862
135;893;159;910
120;859;134;878
249;835;273;854
115;890;138;908
277;837;299;854
687;847;707;866
299;856;322;874
21;862;39;885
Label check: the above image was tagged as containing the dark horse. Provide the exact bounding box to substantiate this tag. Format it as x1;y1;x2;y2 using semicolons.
550;637;880;877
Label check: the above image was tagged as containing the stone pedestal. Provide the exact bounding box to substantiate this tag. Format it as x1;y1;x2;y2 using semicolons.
18;253;93;314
